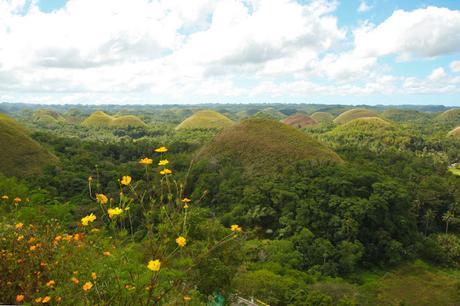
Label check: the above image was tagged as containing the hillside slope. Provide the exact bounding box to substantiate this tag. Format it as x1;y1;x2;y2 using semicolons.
176;110;234;130
333;108;378;124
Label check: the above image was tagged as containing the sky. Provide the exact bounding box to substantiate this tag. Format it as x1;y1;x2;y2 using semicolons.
0;0;459;105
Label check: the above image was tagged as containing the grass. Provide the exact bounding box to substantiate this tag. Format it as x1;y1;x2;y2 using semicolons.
82;111;147;128
358;260;460;305
381;109;431;122
33;109;66;126
0;113;58;177
253;108;287;120
333;108;379;124
435;108;460;125
310;261;460;306
281;114;318;128
310;112;334;123
448;126;460;137
199;118;343;173
175;110;234;130
448;167;460;176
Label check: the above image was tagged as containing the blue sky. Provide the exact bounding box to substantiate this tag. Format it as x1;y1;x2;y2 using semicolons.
0;0;459;105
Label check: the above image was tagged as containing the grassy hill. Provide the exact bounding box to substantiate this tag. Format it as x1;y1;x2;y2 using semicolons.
33;109;66;126
82;111;147;129
435;108;460;126
199;118;342;173
111;115;147;128
448;126;460;137
333;108;379;124
381;109;431;122
310;112;334;123
281;114;318;128
176;110;234;130
253;108;287;120
322;117;412;151
0;113;57;177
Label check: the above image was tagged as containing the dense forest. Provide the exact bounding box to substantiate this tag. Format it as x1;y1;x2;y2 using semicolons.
0;102;459;305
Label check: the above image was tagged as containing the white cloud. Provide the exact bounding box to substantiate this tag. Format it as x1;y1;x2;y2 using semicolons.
354;6;460;59
428;67;446;80
450;60;460;73
357;1;372;13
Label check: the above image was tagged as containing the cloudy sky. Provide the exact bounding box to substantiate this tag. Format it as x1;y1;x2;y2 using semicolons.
0;0;459;105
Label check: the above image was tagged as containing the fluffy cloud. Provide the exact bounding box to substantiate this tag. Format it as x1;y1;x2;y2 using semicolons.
0;0;459;104
357;1;372;13
354;6;460;59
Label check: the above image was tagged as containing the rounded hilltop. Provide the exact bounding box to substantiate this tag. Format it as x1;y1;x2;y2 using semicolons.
281;114;318;128
0;113;57;177
381;109;430;122
448;126;460;137
435;108;460;126
33;109;66;126
175;110;234;130
82;111;147;128
310;112;334;123
253;107;287;120
333;108;379;124
198;118;342;173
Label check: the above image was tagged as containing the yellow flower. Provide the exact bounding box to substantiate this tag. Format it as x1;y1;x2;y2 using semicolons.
160;168;172;175
103;251;111;256
184;296;192;302
35;297;42;303
154;146;168;153
46;280;55;287
14;197;21;204
147;259;161;271
15;223;24;230
108;207;123;219
139;157;153;165
91;272;97;280
81;213;96;226
17;235;24;242
182;198;191;203
42;296;51;303
88;176;93;181
96;193;108;204
82;281;93;291
55;296;62;303
71;277;79;284
16;294;25;303
1;195;8;200
29;245;37;251
231;224;242;232
120;175;132;186
176;236;186;247
184;204;189;209
158;159;169;166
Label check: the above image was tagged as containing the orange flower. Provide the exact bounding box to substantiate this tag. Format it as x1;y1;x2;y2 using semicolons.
82;281;93;291
15;223;24;229
73;233;84;241
96;193;108;204
34;297;42;303
71;277;79;284
14;197;21;204
42;296;51;303
16;294;25;303
91;272;97;280
17;235;24;242
103;251;111;256
46;280;55;287
29;245;37;251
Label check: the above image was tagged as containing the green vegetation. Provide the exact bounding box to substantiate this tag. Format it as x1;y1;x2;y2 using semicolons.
435;108;460;126
333;108;379;124
281;113;318;128
0;114;57;177
448;126;460;137
253;107;287;120
198;118;342;173
175;110;234;130
33;109;66;126
0;102;459;305
82;111;147;129
311;111;334;123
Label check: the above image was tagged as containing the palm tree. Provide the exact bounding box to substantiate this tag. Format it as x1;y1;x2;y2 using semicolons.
442;211;454;234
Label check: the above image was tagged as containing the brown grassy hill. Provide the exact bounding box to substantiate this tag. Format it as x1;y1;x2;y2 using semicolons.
0;113;57;177
199;118;342;173
311;112;334;123
281;114;318;128
82;111;147;128
333;108;378;124
435;108;460;126
448;126;460;137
